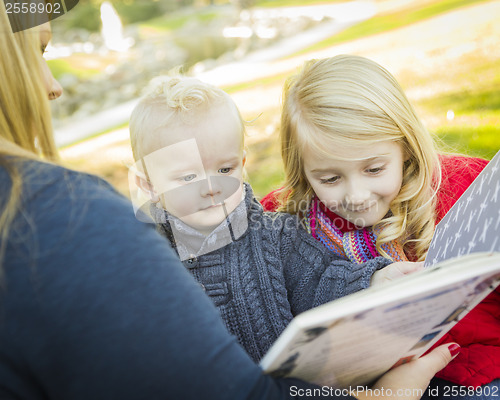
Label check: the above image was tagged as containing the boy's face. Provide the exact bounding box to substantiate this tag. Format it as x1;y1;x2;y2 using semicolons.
142;101;245;235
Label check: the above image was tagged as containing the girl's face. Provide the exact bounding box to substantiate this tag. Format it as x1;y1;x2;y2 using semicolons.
303;141;405;228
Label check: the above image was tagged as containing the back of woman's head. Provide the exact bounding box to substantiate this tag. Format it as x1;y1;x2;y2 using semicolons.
280;55;440;260
0;6;56;160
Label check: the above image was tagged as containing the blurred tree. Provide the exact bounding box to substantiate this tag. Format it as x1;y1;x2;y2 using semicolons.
61;0;191;31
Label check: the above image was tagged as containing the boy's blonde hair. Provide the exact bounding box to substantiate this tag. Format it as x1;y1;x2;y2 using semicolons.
0;7;58;269
279;55;441;261
129;76;244;162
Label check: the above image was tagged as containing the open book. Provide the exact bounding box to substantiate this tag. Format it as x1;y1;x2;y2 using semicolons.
260;150;500;388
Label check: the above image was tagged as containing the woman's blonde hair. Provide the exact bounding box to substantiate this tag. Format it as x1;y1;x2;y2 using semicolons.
279;55;441;261
0;5;58;268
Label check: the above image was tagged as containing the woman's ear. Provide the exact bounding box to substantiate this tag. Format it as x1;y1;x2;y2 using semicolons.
135;175;160;203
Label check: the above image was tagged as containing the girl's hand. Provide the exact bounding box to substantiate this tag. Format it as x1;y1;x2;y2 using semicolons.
371;261;424;286
356;343;459;400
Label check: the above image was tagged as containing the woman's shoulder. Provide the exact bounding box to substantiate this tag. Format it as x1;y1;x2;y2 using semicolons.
4;159;173;296
7;159;142;256
17;159;119;204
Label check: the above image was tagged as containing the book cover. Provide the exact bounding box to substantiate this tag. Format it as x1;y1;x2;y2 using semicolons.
426;150;500;266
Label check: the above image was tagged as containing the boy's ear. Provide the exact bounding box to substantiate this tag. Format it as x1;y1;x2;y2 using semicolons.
135;174;160;203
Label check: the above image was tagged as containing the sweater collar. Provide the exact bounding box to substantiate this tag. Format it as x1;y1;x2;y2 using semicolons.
151;183;252;260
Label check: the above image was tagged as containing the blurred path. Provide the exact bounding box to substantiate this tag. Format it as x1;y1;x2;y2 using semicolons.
197;1;376;85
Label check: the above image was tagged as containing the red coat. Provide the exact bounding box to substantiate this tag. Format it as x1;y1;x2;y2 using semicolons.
261;154;500;387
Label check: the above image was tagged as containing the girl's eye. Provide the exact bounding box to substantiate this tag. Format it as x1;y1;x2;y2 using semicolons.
218;167;232;174
367;167;385;174
182;174;196;182
41;46;46;55
320;176;340;184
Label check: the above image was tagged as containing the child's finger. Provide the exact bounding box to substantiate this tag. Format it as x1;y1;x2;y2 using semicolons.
395;261;424;275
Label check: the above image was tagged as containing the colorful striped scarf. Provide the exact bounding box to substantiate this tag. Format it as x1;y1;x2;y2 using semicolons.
304;197;408;263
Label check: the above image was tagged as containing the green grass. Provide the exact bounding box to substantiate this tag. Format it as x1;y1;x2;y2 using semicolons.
246;135;284;198
139;10;218;33
421;88;500;115
294;0;489;55
247;157;284;198
411;54;500;162
435;126;500;160
47;58;102;80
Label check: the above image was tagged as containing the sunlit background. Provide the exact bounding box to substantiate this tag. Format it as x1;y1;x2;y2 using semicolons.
48;0;500;198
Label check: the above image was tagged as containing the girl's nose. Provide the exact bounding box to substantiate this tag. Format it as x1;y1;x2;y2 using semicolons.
344;183;370;207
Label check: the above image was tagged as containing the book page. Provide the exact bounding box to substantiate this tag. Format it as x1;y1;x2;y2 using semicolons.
426;150;500;266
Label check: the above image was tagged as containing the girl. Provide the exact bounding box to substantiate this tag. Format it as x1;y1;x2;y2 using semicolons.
261;55;500;398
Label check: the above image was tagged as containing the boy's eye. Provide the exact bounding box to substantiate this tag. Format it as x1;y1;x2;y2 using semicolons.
218;167;232;174
320;176;340;184
182;174;196;182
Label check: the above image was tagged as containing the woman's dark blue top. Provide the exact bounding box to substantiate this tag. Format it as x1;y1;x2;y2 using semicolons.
0;160;356;400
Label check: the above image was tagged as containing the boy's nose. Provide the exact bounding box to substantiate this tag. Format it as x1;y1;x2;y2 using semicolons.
200;177;221;198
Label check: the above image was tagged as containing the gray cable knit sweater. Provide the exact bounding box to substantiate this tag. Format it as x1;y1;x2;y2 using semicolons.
152;183;391;361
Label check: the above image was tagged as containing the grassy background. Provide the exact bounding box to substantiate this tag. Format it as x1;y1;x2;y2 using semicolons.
59;0;500;198
138;9;219;33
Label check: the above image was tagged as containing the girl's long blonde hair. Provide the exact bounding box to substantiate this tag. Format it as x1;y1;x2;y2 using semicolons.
0;5;58;267
279;55;441;261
